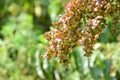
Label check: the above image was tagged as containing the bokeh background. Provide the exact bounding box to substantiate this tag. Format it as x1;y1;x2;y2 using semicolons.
0;0;120;80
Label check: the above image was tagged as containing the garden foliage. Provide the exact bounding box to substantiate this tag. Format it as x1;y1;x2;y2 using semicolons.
0;0;120;80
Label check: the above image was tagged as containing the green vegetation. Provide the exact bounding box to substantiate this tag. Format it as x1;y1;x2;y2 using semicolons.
0;0;120;80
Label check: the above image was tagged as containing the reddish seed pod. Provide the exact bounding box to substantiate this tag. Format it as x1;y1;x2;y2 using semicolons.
42;0;119;66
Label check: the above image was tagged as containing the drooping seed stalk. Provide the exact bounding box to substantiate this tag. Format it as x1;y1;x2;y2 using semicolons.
42;0;120;67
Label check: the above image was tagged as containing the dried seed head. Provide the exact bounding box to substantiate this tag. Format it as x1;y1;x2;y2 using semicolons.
42;0;120;66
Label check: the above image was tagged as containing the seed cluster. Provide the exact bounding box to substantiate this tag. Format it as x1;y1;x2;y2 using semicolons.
42;0;120;66
80;0;109;56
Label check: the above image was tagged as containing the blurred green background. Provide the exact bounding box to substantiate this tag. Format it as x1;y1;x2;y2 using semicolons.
0;0;120;80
